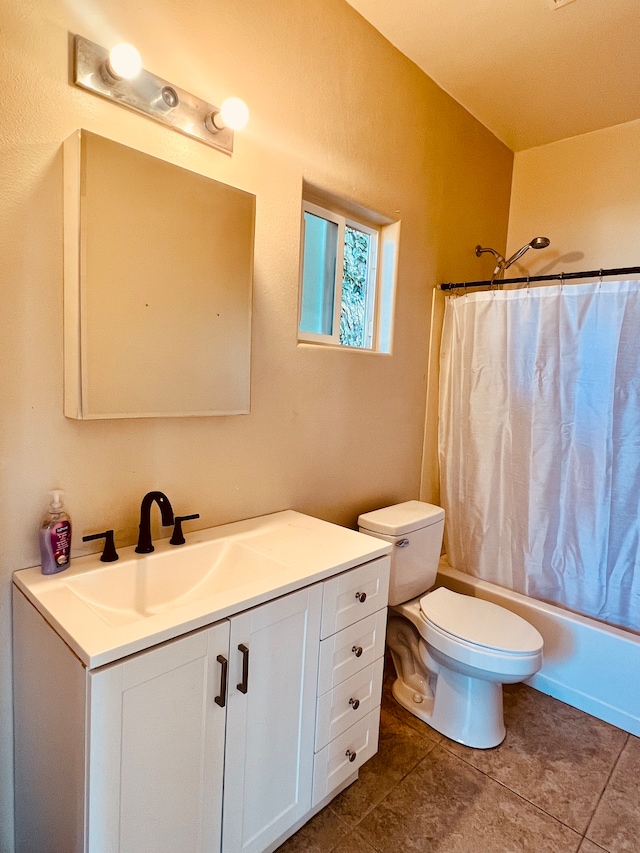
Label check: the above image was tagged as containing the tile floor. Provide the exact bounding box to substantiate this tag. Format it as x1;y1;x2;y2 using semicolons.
277;659;639;853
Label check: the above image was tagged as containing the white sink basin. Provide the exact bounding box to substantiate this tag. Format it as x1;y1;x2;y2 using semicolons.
13;510;392;668
63;538;287;627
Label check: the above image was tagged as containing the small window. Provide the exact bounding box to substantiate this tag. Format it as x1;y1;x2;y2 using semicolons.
298;199;396;352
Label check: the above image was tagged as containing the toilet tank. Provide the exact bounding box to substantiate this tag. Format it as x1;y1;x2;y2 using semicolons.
358;501;445;606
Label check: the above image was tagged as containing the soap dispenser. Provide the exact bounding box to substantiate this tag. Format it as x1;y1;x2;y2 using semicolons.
39;489;72;575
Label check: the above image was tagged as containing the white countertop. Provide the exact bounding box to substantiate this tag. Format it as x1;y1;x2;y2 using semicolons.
13;510;391;669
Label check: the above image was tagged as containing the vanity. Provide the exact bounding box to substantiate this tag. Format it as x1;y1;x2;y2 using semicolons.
13;511;391;853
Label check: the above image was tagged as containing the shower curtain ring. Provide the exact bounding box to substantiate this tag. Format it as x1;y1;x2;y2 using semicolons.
599;269;603;288
560;271;564;291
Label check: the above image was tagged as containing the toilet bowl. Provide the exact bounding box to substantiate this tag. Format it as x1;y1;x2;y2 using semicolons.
358;501;543;748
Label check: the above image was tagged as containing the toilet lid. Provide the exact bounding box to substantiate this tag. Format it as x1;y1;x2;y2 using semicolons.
420;587;543;654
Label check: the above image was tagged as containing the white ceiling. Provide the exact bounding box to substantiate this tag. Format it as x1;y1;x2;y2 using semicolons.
346;0;640;151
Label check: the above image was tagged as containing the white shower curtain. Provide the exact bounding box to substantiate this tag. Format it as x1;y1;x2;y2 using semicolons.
439;281;640;632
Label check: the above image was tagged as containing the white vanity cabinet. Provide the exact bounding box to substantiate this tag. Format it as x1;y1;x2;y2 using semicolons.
13;512;391;853
14;585;323;853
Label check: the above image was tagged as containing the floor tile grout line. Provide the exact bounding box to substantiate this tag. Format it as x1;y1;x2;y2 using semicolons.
328;738;440;830
433;739;590;841
582;731;630;844
323;807;367;851
329;825;386;853
336;742;586;853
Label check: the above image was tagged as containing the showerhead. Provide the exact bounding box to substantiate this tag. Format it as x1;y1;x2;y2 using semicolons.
504;236;551;269
529;236;550;250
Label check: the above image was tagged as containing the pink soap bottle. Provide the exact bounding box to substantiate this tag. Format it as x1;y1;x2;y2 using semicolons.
39;489;72;575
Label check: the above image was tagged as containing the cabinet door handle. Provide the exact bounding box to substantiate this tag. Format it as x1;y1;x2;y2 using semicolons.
355;591;367;603
237;643;250;694
352;645;363;658
349;697;360;710
215;655;228;707
346;749;357;763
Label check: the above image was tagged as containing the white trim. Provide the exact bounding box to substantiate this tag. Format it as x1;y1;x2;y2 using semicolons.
299;201;343;345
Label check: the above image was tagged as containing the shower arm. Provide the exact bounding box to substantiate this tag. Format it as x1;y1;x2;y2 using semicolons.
475;245;507;282
475;238;550;283
475;245;504;264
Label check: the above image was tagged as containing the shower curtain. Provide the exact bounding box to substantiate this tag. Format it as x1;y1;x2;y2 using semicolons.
439;281;640;632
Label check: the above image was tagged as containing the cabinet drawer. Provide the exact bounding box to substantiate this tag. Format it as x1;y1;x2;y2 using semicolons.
317;609;387;696
312;708;381;806
321;556;390;639
315;656;384;751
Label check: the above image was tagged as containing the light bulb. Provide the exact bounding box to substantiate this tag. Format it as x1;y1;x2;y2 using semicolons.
220;97;249;130
205;97;250;134
106;43;142;80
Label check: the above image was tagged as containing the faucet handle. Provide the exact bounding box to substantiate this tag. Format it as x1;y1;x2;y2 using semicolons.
170;513;200;546
82;529;119;562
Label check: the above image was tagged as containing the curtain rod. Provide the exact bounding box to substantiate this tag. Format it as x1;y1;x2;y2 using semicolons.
440;265;640;291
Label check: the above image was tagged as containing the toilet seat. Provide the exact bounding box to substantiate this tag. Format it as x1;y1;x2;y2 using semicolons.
391;592;544;680
424;618;543;680
420;587;543;654
414;587;543;680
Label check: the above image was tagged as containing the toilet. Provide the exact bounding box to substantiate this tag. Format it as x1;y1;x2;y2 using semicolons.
358;500;543;748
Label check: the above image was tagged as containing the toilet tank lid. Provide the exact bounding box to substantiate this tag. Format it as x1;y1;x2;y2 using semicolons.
358;500;444;536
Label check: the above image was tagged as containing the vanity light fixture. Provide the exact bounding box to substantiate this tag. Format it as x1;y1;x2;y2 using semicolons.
73;34;249;154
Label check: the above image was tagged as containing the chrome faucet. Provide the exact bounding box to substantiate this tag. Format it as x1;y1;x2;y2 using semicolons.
135;491;174;554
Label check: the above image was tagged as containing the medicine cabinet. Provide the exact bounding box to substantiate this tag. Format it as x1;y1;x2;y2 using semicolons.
63;130;255;418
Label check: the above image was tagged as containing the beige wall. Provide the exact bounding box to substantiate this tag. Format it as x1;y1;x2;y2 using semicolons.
0;0;512;847
507;118;640;272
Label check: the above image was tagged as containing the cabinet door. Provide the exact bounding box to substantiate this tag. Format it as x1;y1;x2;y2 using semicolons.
87;621;230;853
222;585;322;853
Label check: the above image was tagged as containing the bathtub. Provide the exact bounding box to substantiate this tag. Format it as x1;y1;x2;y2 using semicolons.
436;560;640;737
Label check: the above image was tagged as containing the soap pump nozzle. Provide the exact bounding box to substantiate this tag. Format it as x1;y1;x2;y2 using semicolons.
48;489;64;512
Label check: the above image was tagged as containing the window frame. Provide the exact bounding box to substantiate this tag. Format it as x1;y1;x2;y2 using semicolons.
298;200;380;350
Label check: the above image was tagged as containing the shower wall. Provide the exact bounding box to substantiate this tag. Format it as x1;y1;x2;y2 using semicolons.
507;116;640;273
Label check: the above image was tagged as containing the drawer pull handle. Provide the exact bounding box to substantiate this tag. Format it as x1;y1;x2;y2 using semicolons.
237;643;249;694
396;538;410;548
349;697;360;710
346;749;357;763
215;655;228;707
355;591;367;603
352;645;363;658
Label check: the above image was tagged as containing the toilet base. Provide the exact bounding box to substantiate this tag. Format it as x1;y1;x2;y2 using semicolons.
387;613;507;748
391;666;506;749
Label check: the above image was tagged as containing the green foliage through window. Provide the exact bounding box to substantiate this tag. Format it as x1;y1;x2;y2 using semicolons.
340;226;370;347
